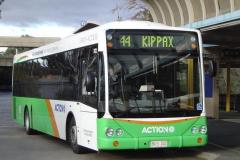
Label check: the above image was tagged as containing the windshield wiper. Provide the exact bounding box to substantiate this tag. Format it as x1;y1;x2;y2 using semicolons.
161;53;191;68
113;106;166;118
113;107;141;118
164;108;201;116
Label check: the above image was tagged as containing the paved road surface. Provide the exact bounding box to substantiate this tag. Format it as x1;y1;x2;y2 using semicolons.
1;92;240;160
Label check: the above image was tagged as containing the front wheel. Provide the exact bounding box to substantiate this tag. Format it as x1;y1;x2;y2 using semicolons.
24;109;34;135
68;118;87;154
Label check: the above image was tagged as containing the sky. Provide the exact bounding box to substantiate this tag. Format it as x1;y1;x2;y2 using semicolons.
0;0;135;38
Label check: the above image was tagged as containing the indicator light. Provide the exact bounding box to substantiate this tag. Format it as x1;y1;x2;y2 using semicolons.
107;42;113;48
197;137;203;144
191;43;197;49
113;140;119;147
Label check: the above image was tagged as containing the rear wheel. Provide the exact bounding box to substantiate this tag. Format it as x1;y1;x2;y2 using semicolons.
68;117;87;154
24;109;34;135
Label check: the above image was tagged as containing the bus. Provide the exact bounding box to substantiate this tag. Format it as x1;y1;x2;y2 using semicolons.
12;21;207;153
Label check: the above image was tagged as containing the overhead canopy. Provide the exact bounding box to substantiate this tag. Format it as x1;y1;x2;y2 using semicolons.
144;0;240;27
144;0;240;48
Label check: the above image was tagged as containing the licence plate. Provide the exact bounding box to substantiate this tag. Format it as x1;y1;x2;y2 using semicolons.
150;140;168;148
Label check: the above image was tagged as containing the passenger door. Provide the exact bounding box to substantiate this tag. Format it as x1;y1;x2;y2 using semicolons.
78;45;99;150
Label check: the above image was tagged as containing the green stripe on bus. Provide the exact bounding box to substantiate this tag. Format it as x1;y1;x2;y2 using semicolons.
13;96;56;136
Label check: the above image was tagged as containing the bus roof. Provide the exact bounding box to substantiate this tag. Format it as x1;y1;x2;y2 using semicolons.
14;21;200;63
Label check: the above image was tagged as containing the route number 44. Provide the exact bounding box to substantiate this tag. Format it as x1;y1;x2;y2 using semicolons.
120;35;131;47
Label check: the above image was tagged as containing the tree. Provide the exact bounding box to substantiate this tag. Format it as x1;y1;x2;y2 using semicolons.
4;47;16;55
112;0;153;21
3;35;34;55
4;47;32;55
131;8;152;21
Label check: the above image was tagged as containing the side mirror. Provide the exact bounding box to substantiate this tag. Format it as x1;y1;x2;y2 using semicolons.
204;59;216;77
86;72;95;92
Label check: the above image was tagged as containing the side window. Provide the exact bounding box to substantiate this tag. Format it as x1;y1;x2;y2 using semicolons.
28;59;40;97
13;63;20;96
18;63;24;96
81;45;98;108
57;49;80;101
42;54;63;99
21;61;31;97
13;46;103;105
25;60;38;97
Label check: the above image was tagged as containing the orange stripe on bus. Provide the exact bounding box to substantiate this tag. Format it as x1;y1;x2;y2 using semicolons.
45;99;59;138
114;117;198;125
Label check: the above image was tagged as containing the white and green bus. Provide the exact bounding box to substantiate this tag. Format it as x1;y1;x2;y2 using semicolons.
12;21;207;153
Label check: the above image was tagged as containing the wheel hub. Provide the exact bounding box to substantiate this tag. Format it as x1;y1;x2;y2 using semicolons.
71;126;77;144
25;115;29;130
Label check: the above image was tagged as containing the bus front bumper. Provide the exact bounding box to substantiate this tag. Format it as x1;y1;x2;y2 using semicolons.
98;135;207;150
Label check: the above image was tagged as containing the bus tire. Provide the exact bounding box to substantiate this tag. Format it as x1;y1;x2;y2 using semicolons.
24;108;34;135
69;117;87;154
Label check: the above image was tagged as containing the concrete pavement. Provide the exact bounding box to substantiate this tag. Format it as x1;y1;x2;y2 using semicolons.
0;92;240;160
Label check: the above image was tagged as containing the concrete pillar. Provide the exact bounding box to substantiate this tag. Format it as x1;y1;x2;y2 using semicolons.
205;73;219;118
204;48;219;119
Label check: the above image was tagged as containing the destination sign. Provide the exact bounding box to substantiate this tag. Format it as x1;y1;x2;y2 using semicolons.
119;35;174;48
106;30;198;51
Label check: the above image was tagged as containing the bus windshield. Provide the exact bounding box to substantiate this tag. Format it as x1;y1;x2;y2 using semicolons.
108;49;201;118
106;30;202;118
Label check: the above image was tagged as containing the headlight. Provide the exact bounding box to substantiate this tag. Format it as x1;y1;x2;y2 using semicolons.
191;126;198;134
116;128;123;136
199;126;207;134
105;128;114;137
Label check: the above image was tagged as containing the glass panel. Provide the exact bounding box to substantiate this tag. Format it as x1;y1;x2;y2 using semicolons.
81;46;98;108
108;49;201;118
